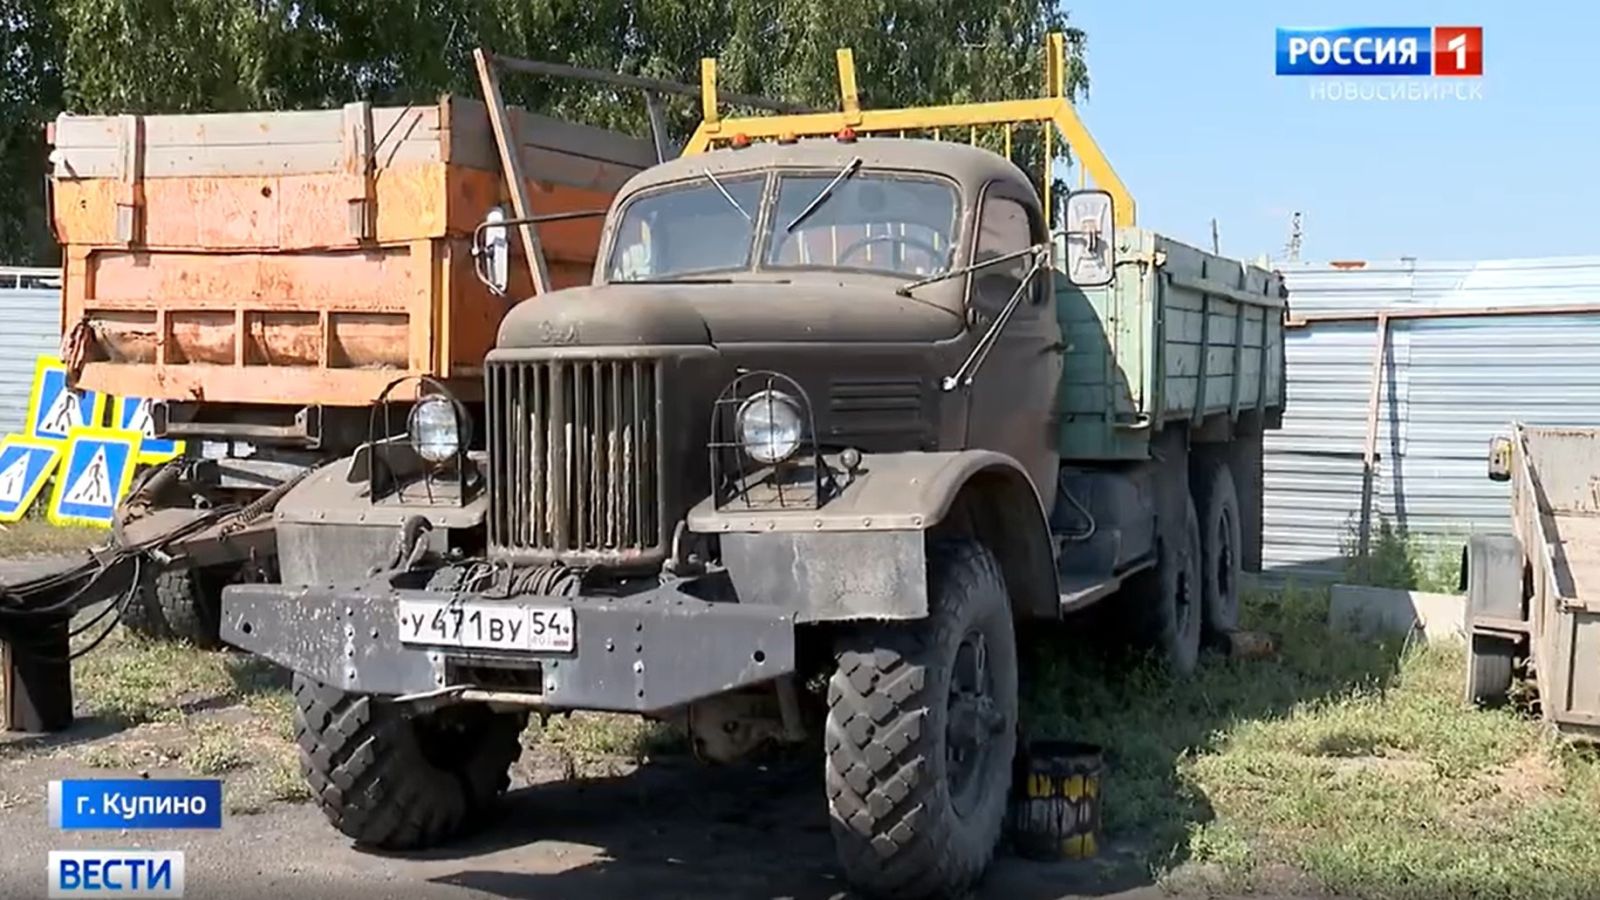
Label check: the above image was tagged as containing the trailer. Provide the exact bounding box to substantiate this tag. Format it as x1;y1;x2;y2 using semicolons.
46;92;657;645
1470;424;1600;738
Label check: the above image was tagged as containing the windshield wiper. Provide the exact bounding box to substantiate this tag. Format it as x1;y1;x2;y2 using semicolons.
784;157;862;232
703;169;753;222
615;276;738;284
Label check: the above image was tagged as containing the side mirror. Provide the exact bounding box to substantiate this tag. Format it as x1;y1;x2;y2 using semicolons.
1060;190;1115;287
472;207;510;297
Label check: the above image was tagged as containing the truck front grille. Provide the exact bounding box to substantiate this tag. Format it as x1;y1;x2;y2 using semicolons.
486;358;663;561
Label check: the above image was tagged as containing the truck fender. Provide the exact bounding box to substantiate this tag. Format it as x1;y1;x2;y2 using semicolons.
687;450;1059;622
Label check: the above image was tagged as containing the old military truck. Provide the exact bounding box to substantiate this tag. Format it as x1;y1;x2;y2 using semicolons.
220;38;1285;900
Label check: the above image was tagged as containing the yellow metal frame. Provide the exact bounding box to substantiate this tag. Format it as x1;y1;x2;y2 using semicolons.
683;31;1135;227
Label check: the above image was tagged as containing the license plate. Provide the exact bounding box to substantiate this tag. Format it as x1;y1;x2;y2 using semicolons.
397;600;575;653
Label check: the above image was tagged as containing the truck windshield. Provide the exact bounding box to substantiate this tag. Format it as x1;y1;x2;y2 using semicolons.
607;176;764;281
765;173;957;277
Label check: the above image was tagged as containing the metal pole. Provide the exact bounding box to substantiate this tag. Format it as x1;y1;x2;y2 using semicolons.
643;92;672;164
489;54;814;115
473;49;552;297
1356;312;1390;572
1287;302;1600;328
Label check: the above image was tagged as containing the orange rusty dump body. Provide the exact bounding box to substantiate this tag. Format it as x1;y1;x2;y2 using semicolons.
50;97;652;406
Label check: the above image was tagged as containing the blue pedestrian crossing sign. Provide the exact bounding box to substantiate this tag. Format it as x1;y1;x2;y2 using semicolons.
0;436;62;523
114;396;184;464
48;427;143;528
25;355;104;442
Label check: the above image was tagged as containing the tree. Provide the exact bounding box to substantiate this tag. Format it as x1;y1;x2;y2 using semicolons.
1;0;63;264
1;0;1088;264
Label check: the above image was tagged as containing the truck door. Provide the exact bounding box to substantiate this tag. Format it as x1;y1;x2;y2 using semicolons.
963;188;1063;495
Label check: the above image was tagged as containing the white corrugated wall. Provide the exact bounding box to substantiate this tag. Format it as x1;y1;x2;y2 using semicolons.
0;268;63;434
1265;256;1600;581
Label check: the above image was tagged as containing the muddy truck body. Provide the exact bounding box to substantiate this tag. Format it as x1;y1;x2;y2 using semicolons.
47;96;655;644
220;37;1286;899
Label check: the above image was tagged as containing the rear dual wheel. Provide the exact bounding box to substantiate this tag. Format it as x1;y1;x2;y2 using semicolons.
1196;460;1243;643
121;564;231;649
1128;495;1204;674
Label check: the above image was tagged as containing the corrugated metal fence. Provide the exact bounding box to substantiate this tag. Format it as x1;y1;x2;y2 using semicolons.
1264;255;1600;582
0;268;63;433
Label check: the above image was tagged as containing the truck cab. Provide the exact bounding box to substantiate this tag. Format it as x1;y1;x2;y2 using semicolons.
480;135;1066;572
221;35;1282;900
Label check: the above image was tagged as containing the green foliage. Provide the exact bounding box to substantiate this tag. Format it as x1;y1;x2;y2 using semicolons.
1;0;63;263
1;0;1088;263
1340;512;1465;594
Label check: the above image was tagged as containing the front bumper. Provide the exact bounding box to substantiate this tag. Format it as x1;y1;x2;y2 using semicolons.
220;578;795;713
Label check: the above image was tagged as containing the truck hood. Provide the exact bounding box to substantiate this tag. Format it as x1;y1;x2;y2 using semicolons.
496;282;962;349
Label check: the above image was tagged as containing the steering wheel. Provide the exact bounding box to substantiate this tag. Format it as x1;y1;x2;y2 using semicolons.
837;233;944;270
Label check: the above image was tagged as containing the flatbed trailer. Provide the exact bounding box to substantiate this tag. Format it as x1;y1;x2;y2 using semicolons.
1470;424;1600;738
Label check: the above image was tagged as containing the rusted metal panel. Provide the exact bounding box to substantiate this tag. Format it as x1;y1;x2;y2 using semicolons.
51;97;647;409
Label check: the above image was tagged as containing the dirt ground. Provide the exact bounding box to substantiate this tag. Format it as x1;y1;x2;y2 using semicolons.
0;708;1185;900
0;549;1201;900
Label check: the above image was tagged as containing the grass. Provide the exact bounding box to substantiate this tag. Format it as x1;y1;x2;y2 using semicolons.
1341;513;1468;594
70;626;289;727
531;712;686;764
0;516;107;558
1026;585;1600;899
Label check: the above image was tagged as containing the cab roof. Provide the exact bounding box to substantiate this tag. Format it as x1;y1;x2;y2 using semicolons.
621;137;1037;201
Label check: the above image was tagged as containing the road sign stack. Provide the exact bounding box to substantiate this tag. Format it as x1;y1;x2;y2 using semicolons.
1;355;185;527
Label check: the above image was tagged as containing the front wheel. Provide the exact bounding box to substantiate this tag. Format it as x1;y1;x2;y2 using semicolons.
293;674;527;849
825;540;1018;900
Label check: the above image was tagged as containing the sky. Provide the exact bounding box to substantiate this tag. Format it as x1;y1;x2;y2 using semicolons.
1062;1;1599;264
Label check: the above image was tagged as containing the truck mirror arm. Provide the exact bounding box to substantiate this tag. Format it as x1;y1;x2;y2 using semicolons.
896;242;1046;297
471;209;611;296
939;248;1049;392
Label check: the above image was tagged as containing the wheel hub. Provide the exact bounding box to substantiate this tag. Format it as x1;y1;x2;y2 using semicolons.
946;629;1005;816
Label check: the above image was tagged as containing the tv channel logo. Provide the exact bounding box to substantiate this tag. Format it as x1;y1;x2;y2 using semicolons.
47;850;185;898
49;779;223;831
1276;27;1483;77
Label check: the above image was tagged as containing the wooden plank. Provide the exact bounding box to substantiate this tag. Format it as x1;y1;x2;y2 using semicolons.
510;107;656;169
55;140;444;179
342;101;376;241
88;248;420;306
518;145;646;195
1229;269;1247;419
56;106;440;149
53;168;455;248
474;48;551;296
115;115;144;244
74;361;483;406
1355;313;1391;567
408;238;435;371
1192;288;1212;425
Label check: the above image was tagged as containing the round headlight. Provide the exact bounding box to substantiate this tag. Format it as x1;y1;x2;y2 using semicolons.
409;396;461;464
736;390;804;465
